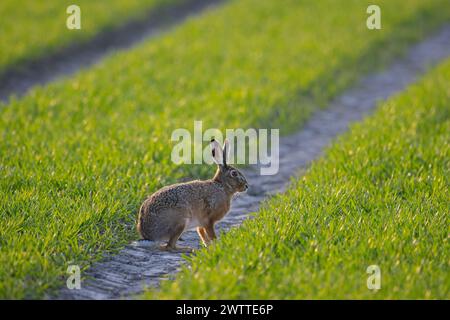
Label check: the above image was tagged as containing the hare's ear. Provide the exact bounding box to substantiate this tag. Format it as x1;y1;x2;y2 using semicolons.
211;139;224;166
222;139;230;167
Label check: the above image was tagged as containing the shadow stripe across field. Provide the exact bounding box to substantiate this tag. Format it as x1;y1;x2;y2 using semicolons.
0;0;225;102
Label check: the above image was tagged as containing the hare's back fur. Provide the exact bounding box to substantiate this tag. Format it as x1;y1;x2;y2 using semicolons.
137;180;229;240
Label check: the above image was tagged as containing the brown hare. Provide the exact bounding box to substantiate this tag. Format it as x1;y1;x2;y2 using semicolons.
137;139;248;252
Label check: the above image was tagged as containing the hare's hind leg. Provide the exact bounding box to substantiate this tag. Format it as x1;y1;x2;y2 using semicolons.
161;223;194;253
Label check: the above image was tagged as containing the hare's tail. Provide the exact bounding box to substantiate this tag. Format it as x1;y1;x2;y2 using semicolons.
131;239;159;248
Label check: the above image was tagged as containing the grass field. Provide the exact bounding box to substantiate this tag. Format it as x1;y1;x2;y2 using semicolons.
0;0;178;72
149;58;450;299
0;0;449;298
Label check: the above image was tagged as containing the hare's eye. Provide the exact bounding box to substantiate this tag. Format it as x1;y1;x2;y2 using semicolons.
231;170;238;177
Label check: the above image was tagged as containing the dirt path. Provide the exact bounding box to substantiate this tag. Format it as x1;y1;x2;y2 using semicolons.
56;26;450;300
0;0;225;102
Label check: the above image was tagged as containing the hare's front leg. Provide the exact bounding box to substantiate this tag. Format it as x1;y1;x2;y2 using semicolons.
197;227;209;247
205;223;217;241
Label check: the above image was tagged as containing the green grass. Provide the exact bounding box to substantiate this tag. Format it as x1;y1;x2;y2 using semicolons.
149;59;450;299
1;0;449;298
0;0;179;72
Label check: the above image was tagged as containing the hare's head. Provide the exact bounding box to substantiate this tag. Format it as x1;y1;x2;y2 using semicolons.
211;139;248;193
